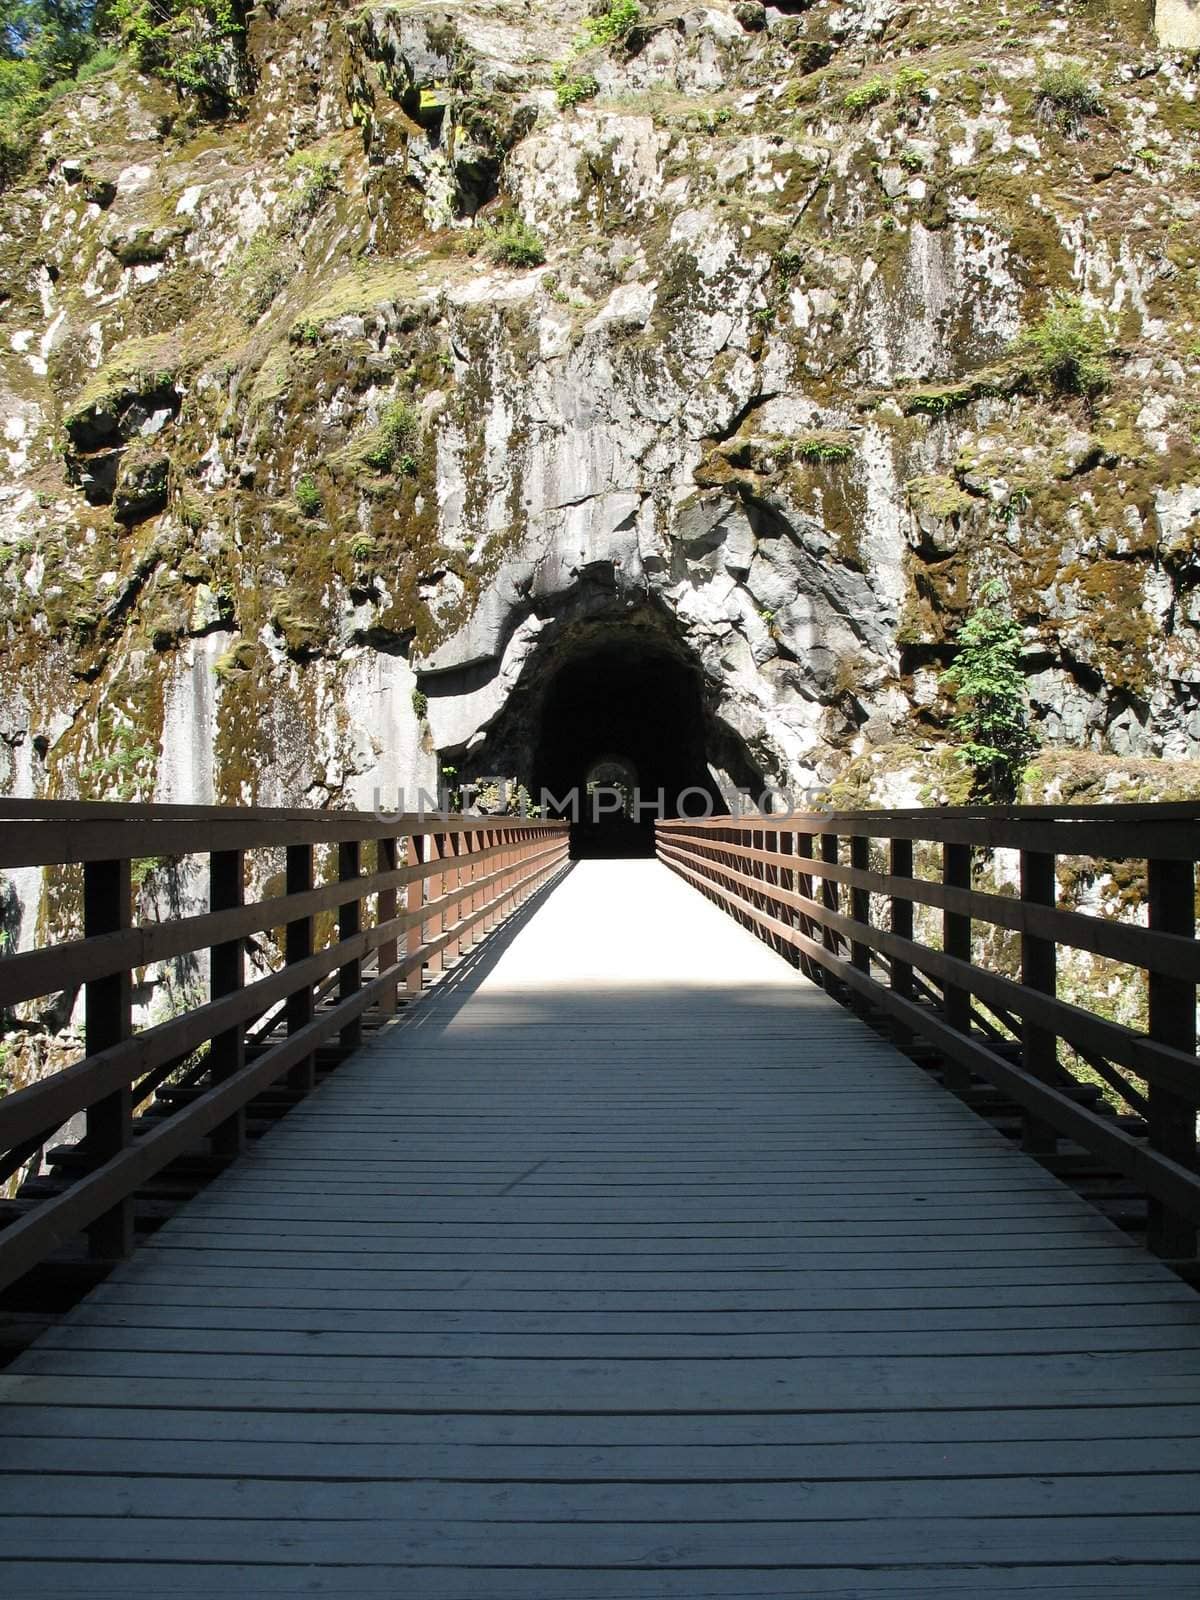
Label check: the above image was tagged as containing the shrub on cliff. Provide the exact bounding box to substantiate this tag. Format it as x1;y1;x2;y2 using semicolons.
364;400;420;477
582;0;640;47
110;0;244;106
941;581;1038;804
1014;293;1111;396
1035;62;1104;132
480;213;546;268
552;65;598;109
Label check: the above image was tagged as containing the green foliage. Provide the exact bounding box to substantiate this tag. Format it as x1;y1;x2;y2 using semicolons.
581;0;640;47
843;75;888;114
364;398;420;474
284;145;338;225
131;854;170;890
411;687;429;720
795;436;854;463
941;580;1038;804
892;65;930;101
74;43;119;81
294;474;322;517
898;146;924;172
907;390;959;416
775;246;803;280
844;66;929;116
480;212;545;268
110;0;242;100
227;232;290;321
1035;62;1104;128
83;717;158;802
1;0;95;82
552;64;598;109
1014;292;1111;396
0;0;106;186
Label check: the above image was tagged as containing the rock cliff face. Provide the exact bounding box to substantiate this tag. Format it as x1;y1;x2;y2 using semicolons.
2;0;1200;845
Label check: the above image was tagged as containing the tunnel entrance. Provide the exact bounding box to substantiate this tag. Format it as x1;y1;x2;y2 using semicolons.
533;639;721;859
431;607;768;860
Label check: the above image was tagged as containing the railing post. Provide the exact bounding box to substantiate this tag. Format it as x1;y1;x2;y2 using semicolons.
463;829;479;952
285;842;315;1092
820;831;840;989
850;833;870;977
405;835;425;996
376;836;398;1016
941;841;973;1093
445;832;462;964
779;829;797;967
500;828;516;917
338;839;362;1052
426;832;445;974
796;831;818;983
83;857;134;1259
1020;849;1059;1154
1146;854;1197;1261
889;835;914;1047
208;848;246;1158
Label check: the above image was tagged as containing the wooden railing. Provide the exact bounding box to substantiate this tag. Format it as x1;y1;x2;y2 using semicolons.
657;805;1200;1264
0;800;569;1292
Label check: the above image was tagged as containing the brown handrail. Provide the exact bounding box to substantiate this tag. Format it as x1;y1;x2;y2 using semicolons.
656;809;1200;1264
0;803;569;1290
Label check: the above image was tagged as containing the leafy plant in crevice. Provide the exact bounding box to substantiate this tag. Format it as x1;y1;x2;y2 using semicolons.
1034;61;1104;133
83;716;159;802
795;436;855;464
1013;292;1111;397
226;231;292;321
843;75;888;114
581;0;641;48
552;64;598;109
364;398;420;476
478;211;545;268
110;0;244;103
284;145;339;227
940;580;1038;804
294;474;322;517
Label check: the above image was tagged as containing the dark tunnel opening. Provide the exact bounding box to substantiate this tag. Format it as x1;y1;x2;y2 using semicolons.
430;606;770;861
532;640;721;858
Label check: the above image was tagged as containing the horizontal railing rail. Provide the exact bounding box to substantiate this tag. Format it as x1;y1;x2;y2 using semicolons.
0;802;569;1292
656;807;1200;1264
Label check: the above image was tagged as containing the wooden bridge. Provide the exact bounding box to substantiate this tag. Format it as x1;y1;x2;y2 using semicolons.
1;799;1199;1594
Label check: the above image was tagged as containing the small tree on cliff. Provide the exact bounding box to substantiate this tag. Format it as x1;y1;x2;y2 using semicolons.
941;581;1038;804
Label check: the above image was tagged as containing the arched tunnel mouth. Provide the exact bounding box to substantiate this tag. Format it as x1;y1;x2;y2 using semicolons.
431;614;767;860
534;641;721;858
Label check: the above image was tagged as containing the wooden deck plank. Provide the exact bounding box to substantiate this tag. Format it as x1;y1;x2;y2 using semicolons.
2;858;1198;1592
2;1513;1200;1565
0;1564;1195;1599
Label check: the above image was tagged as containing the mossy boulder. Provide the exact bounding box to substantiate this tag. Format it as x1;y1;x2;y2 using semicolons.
114;449;170;524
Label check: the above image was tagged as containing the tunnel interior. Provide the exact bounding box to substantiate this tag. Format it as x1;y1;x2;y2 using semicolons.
532;639;721;858
430;603;769;859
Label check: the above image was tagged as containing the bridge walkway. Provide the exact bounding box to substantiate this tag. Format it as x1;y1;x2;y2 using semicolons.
2;859;1199;1595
